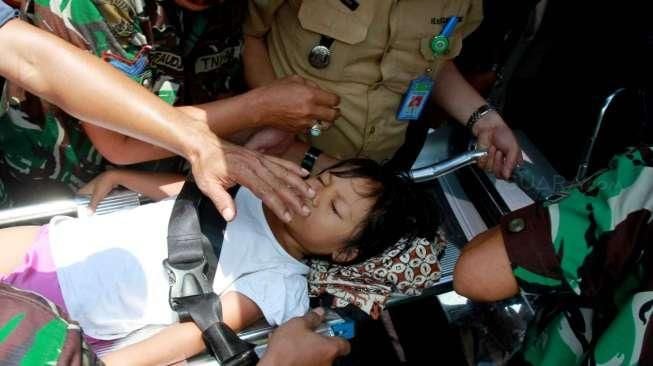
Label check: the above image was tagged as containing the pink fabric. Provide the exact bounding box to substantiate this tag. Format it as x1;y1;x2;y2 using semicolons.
1;225;112;351
1;225;66;308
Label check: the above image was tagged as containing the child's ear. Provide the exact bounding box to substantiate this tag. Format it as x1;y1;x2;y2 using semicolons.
331;247;359;263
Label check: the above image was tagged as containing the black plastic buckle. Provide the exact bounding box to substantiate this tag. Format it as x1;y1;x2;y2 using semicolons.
203;321;258;366
163;258;212;310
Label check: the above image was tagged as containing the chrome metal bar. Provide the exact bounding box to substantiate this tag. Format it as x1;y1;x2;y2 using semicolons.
409;149;488;183
0;190;142;227
575;88;626;182
0;200;79;226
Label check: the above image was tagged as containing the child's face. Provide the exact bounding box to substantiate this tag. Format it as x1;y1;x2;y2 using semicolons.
286;169;378;261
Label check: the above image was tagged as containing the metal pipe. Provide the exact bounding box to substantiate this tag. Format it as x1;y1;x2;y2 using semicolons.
0;190;142;227
409;149;488;183
0;199;79;226
575;88;626;182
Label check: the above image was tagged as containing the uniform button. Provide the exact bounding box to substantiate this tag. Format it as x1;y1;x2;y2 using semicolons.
507;218;525;233
369;126;376;135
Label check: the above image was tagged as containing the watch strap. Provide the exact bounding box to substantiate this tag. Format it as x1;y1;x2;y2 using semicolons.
301;146;322;173
466;104;496;131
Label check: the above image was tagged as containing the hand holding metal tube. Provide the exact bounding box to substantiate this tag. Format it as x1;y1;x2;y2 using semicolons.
259;308;351;366
408;146;556;203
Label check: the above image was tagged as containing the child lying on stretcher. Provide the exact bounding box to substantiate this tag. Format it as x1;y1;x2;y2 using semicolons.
0;159;436;365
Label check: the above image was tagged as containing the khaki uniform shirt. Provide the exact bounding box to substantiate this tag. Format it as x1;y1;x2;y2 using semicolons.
245;0;482;162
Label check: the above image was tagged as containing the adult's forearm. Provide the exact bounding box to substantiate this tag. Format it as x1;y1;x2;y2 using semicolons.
430;60;487;125
84;93;266;165
177;93;261;137
109;170;184;201
82;123;176;164
0;18;207;160
243;35;277;88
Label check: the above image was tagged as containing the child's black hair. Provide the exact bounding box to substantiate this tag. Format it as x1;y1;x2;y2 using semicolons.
321;158;440;263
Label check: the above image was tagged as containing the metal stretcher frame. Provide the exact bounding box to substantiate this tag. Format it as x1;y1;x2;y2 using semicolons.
0;149;482;361
0;127;552;363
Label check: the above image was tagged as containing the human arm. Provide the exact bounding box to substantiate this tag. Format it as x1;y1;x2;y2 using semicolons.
259;308;351;366
0;18;315;222
0;18;200;161
431;61;522;179
244;34;277;88
453;226;519;302
83;76;341;165
78;170;185;210
100;291;262;366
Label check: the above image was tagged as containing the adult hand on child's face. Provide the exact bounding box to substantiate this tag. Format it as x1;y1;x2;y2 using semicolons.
473;113;523;180
244;128;295;156
260;308;351;366
250;75;340;133
189;135;314;222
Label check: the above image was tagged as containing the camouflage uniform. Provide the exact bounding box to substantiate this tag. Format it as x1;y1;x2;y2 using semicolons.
0;0;246;207
500;146;653;365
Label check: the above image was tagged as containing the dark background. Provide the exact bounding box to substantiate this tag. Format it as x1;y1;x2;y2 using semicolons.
458;0;653;179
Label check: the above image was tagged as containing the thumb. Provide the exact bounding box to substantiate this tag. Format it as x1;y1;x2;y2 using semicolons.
303;308;326;329
204;184;237;221
331;337;352;357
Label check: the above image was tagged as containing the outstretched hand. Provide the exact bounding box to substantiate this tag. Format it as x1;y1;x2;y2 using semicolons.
260;308;351;366
189;134;314;222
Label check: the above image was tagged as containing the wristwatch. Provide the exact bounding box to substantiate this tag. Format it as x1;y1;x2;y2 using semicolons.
301;146;322;174
466;103;496;131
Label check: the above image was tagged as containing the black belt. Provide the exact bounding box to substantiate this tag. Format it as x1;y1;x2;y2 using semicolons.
164;181;257;365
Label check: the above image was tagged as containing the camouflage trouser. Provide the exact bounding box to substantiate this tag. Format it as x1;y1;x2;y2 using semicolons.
0;284;101;365
500;146;653;365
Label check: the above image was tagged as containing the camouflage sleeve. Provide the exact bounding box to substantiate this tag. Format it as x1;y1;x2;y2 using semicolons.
30;0;143;58
501;146;653;297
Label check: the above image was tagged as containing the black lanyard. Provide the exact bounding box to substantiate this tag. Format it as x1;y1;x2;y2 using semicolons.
307;0;359;69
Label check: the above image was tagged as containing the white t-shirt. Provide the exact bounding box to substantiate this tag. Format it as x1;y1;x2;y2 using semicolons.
49;188;310;340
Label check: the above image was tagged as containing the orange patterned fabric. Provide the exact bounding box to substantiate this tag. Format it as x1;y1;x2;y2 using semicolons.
308;233;446;319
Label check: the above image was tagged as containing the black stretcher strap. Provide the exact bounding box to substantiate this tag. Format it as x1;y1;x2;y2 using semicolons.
165;181;256;365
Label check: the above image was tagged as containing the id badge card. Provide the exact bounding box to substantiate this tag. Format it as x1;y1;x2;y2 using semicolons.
397;75;434;121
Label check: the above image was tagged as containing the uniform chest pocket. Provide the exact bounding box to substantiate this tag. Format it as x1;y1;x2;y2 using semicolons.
297;0;374;45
